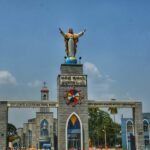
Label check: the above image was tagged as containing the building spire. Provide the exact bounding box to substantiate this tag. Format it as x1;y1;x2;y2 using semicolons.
40;81;49;112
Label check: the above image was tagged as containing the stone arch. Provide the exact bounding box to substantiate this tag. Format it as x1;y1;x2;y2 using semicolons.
66;112;83;150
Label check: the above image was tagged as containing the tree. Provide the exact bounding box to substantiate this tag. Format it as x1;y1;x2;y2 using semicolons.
8;123;17;137
88;108;121;148
108;98;119;147
7;123;18;143
108;98;118;123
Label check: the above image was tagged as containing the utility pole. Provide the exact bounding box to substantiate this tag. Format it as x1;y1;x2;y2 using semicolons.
103;126;107;149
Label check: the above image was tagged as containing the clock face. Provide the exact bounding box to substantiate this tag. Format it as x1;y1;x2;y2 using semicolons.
64;87;83;106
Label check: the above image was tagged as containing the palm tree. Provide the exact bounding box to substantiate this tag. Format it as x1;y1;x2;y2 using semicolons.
108;98;118;148
88;108;119;147
108;98;118;123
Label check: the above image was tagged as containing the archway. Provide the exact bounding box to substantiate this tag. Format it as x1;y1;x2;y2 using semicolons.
66;112;83;150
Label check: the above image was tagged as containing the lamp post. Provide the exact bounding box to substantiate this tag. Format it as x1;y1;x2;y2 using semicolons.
102;126;107;149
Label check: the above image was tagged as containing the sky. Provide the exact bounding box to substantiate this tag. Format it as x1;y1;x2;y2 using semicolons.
0;0;150;127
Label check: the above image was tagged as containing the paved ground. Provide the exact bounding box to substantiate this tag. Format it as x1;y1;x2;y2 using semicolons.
89;148;122;150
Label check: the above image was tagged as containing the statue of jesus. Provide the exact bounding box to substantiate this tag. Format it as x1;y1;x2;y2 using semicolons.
59;28;86;57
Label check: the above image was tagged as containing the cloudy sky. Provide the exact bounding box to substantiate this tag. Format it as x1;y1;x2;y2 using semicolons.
0;0;150;127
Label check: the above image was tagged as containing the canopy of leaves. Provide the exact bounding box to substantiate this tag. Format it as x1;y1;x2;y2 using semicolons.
8;123;17;136
7;123;18;142
108;99;118;115
108;107;118;114
88;108;121;147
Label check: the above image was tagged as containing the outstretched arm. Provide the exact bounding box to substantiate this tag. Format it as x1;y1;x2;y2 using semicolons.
76;29;86;37
59;28;65;37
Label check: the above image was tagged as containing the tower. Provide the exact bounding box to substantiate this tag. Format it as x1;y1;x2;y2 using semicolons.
58;28;88;150
57;64;89;150
40;82;49;112
38;82;54;148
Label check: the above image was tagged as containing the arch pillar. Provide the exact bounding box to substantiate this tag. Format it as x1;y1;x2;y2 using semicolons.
57;64;89;150
133;102;144;150
0;102;8;150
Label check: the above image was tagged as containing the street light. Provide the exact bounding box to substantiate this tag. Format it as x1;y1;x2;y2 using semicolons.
102;126;107;149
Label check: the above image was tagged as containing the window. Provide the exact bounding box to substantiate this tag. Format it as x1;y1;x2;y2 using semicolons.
67;114;81;150
127;121;133;133
40;119;49;137
143;120;149;132
23;133;26;147
43;94;47;100
28;130;32;147
144;136;149;146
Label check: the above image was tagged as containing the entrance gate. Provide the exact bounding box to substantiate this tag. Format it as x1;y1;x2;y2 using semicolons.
0;64;144;150
0;99;144;150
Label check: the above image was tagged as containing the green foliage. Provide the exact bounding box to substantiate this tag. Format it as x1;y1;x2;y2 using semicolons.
7;123;17;136
108;107;118;114
7;123;18;143
88;108;121;147
108;99;118;115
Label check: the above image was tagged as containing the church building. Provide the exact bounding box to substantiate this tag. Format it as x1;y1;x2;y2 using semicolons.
17;83;57;149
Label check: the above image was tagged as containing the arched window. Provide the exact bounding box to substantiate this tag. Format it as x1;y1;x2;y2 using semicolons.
67;113;82;150
127;121;133;133
126;120;134;150
43;94;47;100
40;119;49;137
28;130;32;147
143;120;149;132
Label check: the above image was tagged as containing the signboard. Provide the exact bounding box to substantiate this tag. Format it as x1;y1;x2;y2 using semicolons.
60;75;87;86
